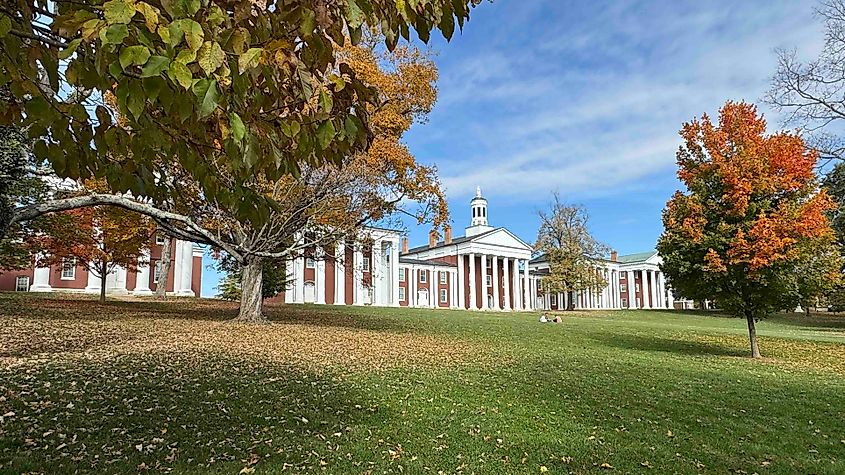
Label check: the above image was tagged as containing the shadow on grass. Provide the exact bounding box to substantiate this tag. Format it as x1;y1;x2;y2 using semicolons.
591;331;748;357
0;352;386;474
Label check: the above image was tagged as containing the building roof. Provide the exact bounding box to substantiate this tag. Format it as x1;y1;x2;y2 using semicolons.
404;228;499;255
398;257;457;267
617;250;658;263
529;250;658;265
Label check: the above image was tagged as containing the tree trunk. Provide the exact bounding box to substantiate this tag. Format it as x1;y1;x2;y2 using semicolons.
745;312;761;358
99;261;107;304
805;306;811;317
155;237;172;300
232;257;267;323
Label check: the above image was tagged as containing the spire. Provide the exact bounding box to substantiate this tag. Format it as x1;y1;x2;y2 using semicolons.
476;186;482;198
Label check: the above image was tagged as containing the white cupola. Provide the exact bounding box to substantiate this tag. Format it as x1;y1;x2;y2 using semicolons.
466;186;494;237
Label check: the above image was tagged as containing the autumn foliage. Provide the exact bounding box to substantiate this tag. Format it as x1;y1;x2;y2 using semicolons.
31;206;153;302
658;101;841;357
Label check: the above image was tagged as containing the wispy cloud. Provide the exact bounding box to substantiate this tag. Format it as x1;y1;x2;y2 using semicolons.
407;0;824;203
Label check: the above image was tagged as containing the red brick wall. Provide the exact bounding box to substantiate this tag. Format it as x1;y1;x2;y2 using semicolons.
192;255;202;296
344;247;354;305
0;267;34;291
325;256;336;304
49;261;88;290
399;266;409;307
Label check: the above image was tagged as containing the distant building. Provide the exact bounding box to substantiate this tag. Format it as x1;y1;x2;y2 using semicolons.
0;236;202;296
281;187;678;311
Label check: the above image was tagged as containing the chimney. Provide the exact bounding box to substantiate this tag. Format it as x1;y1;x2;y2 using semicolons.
444;226;452;244
428;229;438;248
401;237;409;254
610;250;618;262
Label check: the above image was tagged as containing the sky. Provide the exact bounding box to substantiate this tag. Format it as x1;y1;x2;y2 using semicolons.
202;0;824;297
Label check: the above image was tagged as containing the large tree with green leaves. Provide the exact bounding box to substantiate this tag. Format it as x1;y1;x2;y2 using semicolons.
658;101;841;358
0;0;478;232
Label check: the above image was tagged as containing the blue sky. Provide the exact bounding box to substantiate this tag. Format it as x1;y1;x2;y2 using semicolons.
202;0;824;297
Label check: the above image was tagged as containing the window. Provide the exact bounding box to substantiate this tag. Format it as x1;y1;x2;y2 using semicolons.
439;271;447;284
419;270;427;283
439;289;448;303
550;294;557;305
61;258;76;280
306;257;315;269
486;275;492;287
399;287;406;301
621;298;628;307
399;268;405;282
362;258;369;271
15;276;28;292
635;283;641;292
155;233;166;245
153;261;162;283
620;283;627;293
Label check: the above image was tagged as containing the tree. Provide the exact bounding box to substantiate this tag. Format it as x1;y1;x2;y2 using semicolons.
216;256;287;302
10;32;449;322
33;206;153;302
657;101;842;358
0;0;479;230
767;0;845;163
153;233;172;299
535;192;610;310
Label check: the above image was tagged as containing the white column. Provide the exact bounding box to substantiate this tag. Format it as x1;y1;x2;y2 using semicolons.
409;266;417;307
642;270;652;309
315;246;326;305
30;256;53;292
451;270;458;309
353;245;363;305
502;257;511;311
523;259;531;310
429;266;436;309
293;255;304;303
492;256;500;310
84;262;101;293
479;254;488;310
371;239;382;306
512;259;521;311
457;254;465;309
391;240;400;307
659;272;667;309
468;253;477;310
285;256;295;303
133;250;152;295
613;270;620;309
667;286;675;310
174;240;194;296
106;265;128;295
335;242;346;305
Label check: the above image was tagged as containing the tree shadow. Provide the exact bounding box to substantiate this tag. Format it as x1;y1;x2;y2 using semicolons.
0;352;389;474
590;332;748;357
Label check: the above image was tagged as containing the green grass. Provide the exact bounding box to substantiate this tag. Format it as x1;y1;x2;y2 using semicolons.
1;294;844;474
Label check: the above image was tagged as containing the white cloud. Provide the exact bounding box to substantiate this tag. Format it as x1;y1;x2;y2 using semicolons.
411;0;825;202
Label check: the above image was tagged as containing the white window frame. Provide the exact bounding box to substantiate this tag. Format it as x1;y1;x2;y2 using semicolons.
155;233;166;245
362;257;370;271
550;294;557;305
635;283;641;292
439;288;448;303
399;268;405;282
620;283;627;293
439;271;447;284
399;287;406;301
486;275;492;287
419;270;427;283
153;260;162;284
61;257;76;280
306;257;316;269
15;276;29;292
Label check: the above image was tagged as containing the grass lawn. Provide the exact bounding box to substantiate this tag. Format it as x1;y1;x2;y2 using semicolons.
1;294;844;474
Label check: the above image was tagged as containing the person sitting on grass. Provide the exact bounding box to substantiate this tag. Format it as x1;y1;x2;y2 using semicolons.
552;315;562;323
539;313;549;323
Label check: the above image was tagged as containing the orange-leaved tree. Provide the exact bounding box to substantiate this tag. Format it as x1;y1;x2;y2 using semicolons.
657;101;841;358
33;206;154;303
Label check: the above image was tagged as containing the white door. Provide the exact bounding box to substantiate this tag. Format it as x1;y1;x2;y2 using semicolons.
304;282;315;303
417;289;429;307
